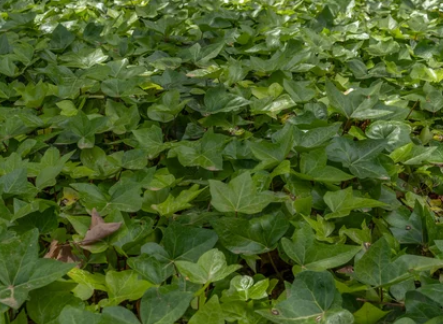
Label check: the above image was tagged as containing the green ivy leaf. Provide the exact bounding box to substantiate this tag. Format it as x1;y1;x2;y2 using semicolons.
140;286;193;324
49;24;75;51
257;271;353;324
131;126;165;159
327;137;389;179
294;149;354;182
59;306;102;324
99;270;152;307
209;172;276;214
213;212;289;255
151;184;204;216
127;254;173;285
385;202;424;244
0;230;75;309
70;183;142;215
353;302;390;324
353;237;408;287
168;130;228;171
189;295;224;324
175;249;241;284
281;223;361;271
202;86;249;114
161;223;218;262
323;187;387;219
101;307;142;324
221;275;269;302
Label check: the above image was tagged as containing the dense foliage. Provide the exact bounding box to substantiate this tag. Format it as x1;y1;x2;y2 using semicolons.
2;0;443;323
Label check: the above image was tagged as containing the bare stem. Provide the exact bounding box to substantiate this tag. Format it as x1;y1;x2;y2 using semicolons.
356;298;405;308
406;100;419;120
268;252;284;282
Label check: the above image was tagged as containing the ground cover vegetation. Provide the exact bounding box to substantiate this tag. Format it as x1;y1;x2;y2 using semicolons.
1;0;443;323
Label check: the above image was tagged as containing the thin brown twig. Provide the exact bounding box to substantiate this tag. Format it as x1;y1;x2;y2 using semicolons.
406;100;420;120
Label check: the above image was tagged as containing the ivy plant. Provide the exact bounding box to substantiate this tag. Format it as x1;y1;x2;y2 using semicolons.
1;0;443;323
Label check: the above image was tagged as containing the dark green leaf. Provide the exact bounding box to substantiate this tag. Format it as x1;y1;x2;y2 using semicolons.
213;212;289;255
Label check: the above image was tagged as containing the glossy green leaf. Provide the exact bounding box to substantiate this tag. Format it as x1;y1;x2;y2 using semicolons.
327;137;389;179
323;187;387;219
213;212;289;255
131;126;165;159
49;24;75;51
58;306;102;324
295;149;354;182
353;303;389;324
2;0;443;323
257;271;353;324
152;184;204;216
102;307;142;324
99;270;153;307
281;223;361;271
0;230;75;309
175;249;241;284
189;295;224;324
293;123;341;149
168;131;228;171
161;223;218;262
140;286;193;324
27;282;83;324
202;86;249;114
385;202;424;244
209;172;276;214
221;275;269;302
353;238;408;287
127;254;173;285
70;183;142;215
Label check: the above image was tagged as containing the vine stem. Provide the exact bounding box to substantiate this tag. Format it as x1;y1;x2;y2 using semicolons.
406;100;419;120
356;298;405;308
267;252;284;282
342;118;352;135
2;141;8;151
194;282;210;309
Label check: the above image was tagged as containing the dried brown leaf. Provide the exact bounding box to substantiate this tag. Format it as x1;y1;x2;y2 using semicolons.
44;240;60;259
82;208;122;245
44;240;81;267
335;265;354;274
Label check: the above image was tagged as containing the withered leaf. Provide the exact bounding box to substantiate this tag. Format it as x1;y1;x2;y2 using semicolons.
82;208;122;245
335;265;354;274
44;240;81;266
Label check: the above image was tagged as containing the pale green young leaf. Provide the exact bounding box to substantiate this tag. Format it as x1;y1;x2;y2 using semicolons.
188;295;224;324
175;249;241;285
99;270;152;307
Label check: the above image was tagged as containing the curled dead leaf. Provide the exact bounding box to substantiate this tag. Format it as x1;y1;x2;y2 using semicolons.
363;242;371;251
82;208;122;245
44;240;81;268
335;265;354;274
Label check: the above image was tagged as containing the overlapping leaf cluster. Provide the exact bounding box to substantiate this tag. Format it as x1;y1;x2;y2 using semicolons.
1;0;443;323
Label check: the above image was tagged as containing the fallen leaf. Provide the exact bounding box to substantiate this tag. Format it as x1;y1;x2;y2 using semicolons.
44;240;81;267
336;265;354;274
82;208;122;245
